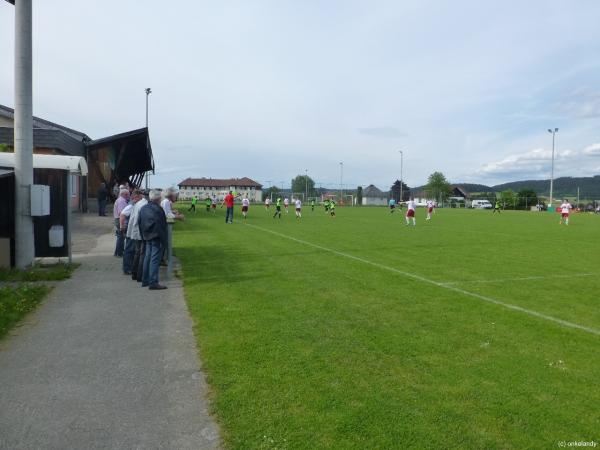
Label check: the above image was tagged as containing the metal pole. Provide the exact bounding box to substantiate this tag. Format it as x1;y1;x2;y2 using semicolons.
265;180;272;200
67;173;72;264
166;221;173;279
305;169;308;202
14;0;35;268
399;150;403;202
548;128;558;206
339;162;343;201
144;88;151;189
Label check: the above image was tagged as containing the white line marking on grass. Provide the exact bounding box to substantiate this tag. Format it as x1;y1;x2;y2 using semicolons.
245;223;600;337
440;273;595;286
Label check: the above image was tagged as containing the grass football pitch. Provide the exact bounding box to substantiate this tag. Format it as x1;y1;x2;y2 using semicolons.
174;205;600;449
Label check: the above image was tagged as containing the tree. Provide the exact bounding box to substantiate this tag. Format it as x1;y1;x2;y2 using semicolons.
390;180;410;202
356;186;363;205
425;172;451;202
291;174;315;198
500;189;515;209
263;186;280;201
517;189;538;210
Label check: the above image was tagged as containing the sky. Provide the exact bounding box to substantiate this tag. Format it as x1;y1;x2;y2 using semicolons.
1;0;600;191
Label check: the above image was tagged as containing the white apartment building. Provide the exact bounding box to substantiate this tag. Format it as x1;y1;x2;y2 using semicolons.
178;177;263;202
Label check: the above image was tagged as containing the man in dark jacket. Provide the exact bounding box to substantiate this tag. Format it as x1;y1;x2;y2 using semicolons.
97;182;108;216
138;189;168;290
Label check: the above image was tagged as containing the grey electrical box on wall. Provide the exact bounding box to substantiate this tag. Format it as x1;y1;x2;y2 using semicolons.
30;184;50;216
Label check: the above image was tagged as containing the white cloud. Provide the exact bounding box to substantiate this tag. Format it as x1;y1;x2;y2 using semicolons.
582;143;600;156
475;144;600;182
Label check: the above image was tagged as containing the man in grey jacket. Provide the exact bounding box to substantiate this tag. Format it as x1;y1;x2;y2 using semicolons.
138;189;168;290
127;189;148;280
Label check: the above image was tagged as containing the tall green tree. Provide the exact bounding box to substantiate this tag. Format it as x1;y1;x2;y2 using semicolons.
425;172;451;201
390;180;410;202
500;189;516;209
262;186;280;201
517;189;538;210
291;174;315;197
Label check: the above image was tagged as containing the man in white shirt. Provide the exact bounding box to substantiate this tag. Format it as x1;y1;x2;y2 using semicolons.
294;198;302;219
559;199;572;225
265;197;271;210
405;199;417;226
120;190;142;275
241;195;250;220
128;190;149;281
161;187;184;221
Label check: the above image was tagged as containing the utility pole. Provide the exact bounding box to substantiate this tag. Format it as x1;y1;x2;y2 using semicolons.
548;128;558;206
339;162;344;201
11;0;35;268
145;87;152;189
305;169;308;201
265;180;272;200
398;150;404;202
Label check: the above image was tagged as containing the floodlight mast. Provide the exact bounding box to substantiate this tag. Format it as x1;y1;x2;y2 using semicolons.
548;128;558;206
398;150;404;202
339;162;344;201
144;87;152;188
305;169;308;201
9;0;35;268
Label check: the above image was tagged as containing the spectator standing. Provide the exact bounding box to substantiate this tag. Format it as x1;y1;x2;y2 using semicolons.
161;187;185;221
129;190;149;282
222;190;235;224
113;189;130;257
121;190;142;275
139;190;168;290
97;182;108;217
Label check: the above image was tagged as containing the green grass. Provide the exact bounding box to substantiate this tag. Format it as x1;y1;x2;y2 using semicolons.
0;263;78;282
0;284;52;339
174;206;600;449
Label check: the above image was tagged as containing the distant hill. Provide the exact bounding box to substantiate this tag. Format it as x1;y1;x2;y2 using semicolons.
410;183;495;195
409;177;600;199
454;183;495;193
492;176;600;198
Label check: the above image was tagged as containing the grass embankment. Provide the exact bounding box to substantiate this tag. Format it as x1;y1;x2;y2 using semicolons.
175;207;600;449
0;263;77;339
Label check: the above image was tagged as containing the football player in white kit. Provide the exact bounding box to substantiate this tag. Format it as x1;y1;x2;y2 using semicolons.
405;199;417;226
265;197;271;211
241;194;250;221
559;199;572;225
284;197;290;213
294;198;302;219
426;200;435;220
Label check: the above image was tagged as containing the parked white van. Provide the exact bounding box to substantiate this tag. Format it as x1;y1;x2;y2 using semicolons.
471;199;493;209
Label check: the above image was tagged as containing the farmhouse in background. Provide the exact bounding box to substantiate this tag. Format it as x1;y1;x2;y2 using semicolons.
362;184;388;206
178;177;263;202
